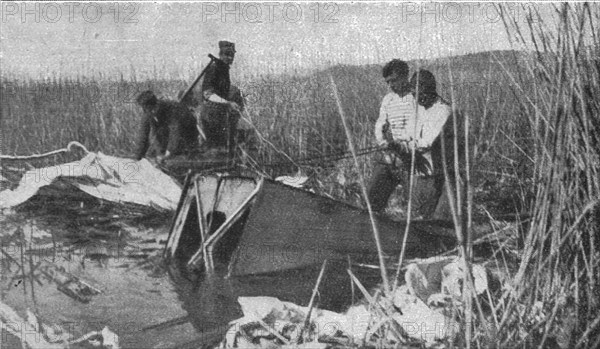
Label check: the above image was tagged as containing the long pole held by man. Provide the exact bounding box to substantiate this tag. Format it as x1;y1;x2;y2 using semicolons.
198;41;242;161
178;54;219;142
178;54;218;105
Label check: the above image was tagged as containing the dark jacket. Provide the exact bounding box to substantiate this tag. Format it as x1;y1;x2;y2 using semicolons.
136;100;199;160
201;59;231;100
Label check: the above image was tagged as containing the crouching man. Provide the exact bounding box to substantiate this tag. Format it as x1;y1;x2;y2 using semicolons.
135;90;199;162
367;59;426;213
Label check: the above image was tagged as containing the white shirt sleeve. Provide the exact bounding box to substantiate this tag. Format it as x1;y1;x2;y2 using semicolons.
416;103;451;148
375;95;389;146
207;93;229;104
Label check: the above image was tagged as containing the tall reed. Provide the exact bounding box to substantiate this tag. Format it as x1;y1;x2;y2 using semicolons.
495;3;600;347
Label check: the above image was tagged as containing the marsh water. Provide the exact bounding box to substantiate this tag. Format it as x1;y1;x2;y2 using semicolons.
0;191;381;348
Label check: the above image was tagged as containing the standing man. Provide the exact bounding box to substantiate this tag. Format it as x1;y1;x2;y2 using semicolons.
410;69;465;219
200;41;241;157
135;90;199;162
367;59;424;213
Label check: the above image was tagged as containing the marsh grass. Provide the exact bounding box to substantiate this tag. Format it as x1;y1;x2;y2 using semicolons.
401;4;599;348
2;51;530;215
2;5;598;346
488;3;600;347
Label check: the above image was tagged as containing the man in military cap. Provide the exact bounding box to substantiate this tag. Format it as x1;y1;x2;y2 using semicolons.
135;90;199;162
200;40;242;156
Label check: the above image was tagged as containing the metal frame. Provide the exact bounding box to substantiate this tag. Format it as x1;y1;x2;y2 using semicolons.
187;177;263;272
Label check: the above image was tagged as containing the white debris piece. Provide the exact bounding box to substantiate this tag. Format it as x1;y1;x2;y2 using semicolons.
223;297;375;348
392;286;455;345
100;327;120;349
404;256;456;303
441;261;488;297
275;175;309;188
0;153;181;210
404;257;489;302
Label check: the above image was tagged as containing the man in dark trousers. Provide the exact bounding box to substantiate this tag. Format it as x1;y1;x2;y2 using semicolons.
135;90;199;162
410;69;465;219
367;64;465;219
367;59;420;213
200;40;241;157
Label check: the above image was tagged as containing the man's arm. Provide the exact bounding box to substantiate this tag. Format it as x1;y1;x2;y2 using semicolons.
165;118;182;158
163;104;195;159
201;65;239;111
375;96;389;146
201;64;218;100
433;108;466;176
417;104;450;149
135;116;151;160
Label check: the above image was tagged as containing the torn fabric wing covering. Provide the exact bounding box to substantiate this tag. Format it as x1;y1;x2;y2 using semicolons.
0;153;182;211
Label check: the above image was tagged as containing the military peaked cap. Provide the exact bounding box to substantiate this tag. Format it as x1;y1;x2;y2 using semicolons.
218;40;236;54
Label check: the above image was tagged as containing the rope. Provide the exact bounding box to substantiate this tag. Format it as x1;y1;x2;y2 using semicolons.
0;141;90;160
297;145;382;164
253;145;383;171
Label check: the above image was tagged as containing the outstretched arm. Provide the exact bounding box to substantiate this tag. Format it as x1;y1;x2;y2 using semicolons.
201;66;240;112
165;119;182;158
434;109;466;176
135;116;151;160
417;105;450;149
375;98;389;146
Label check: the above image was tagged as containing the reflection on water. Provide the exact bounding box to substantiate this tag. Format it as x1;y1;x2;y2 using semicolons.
171;260;382;341
0;208;384;348
0;209;199;348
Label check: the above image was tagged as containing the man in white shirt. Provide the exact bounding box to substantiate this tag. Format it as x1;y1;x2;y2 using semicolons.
410;69;465;219
368;59;425;212
368;65;464;217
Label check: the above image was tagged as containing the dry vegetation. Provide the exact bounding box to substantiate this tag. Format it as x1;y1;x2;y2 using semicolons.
1;3;599;348
486;3;599;348
0;52;530;212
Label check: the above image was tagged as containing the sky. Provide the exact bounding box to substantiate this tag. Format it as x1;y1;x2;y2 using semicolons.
1;1;559;80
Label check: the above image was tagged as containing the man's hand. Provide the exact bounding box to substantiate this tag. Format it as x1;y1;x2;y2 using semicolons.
406;139;418;152
228;101;241;113
387;141;405;154
156;151;172;164
378;139;389;149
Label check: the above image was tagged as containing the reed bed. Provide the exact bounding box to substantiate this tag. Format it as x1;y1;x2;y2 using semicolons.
2;51;528;213
488;3;600;347
2;3;598;347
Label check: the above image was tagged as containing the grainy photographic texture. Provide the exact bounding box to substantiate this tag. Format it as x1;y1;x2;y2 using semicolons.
1;2;599;348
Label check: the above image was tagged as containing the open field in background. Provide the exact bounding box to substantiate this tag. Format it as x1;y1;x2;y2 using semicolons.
1;50;534;213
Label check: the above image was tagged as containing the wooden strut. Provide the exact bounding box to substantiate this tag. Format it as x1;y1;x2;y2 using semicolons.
186;177;264;272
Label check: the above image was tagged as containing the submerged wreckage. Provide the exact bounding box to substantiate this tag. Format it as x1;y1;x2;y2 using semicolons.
0;149;461;279
163;170;458;278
